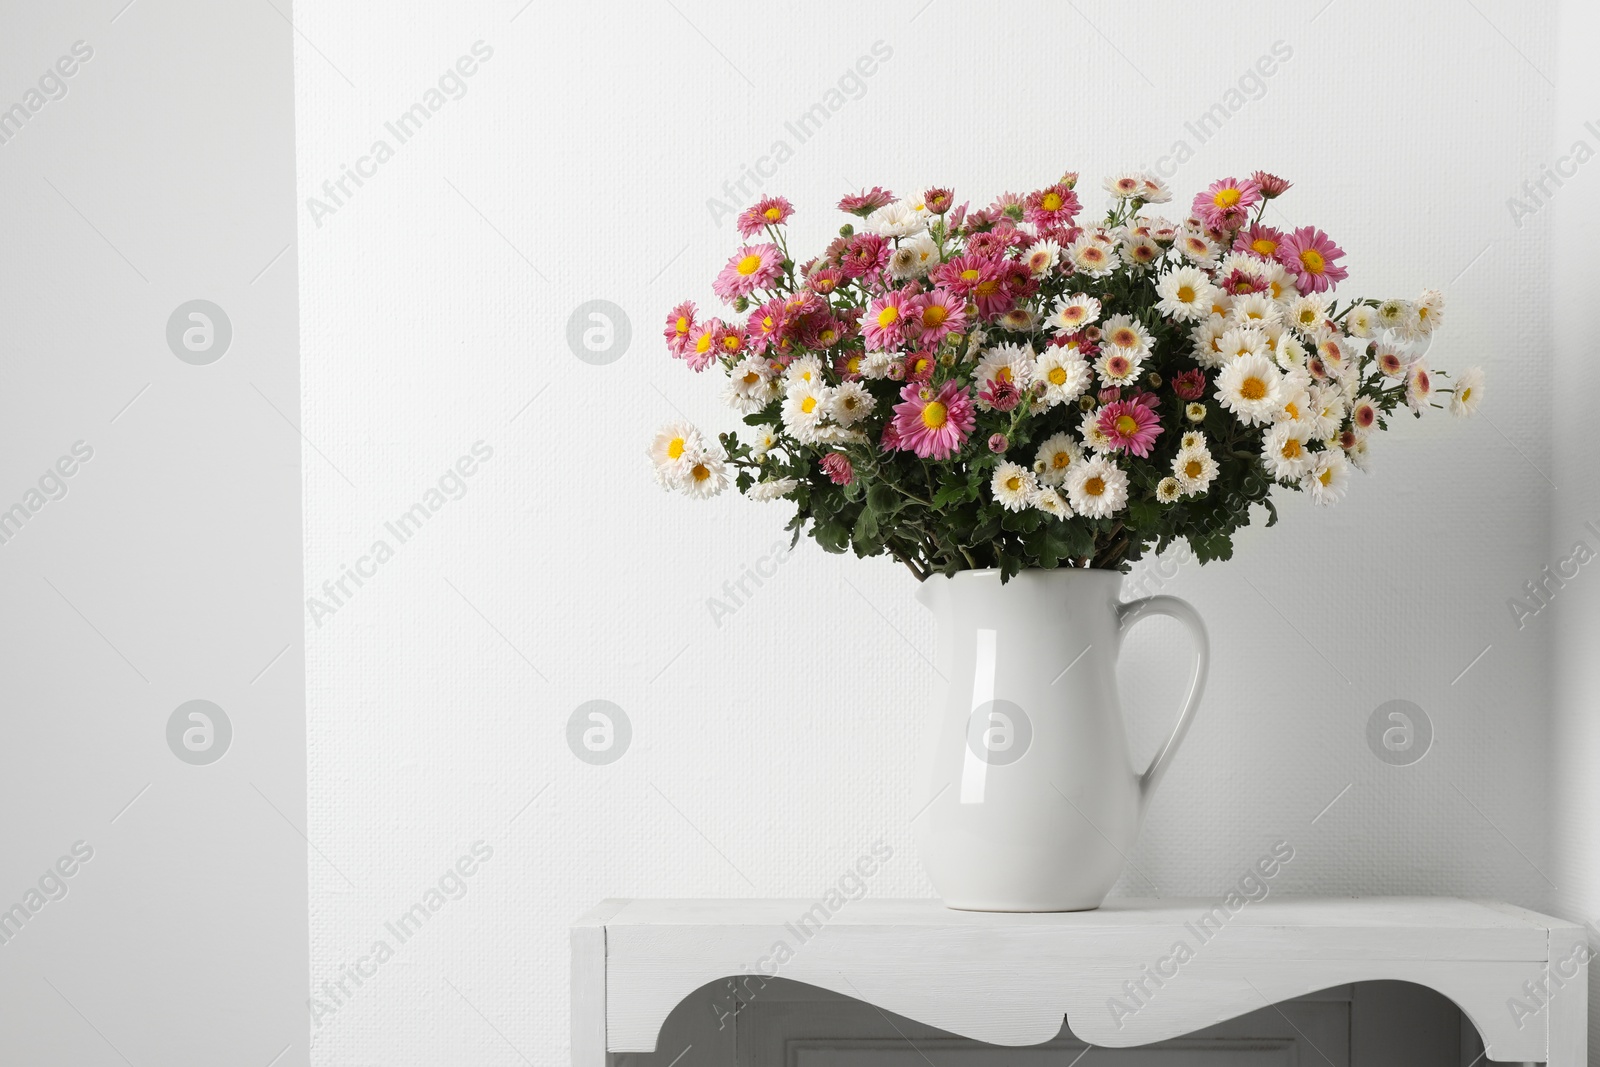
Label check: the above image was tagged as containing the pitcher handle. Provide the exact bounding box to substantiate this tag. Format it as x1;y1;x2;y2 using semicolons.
1116;594;1209;817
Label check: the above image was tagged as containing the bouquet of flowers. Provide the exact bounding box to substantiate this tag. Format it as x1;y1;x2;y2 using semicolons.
649;172;1483;580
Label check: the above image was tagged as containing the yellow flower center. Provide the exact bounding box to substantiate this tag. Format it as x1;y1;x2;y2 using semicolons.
742;372;760;385
1299;248;1325;274
691;463;711;482
737;253;764;276
1184;459;1202;478
995;367;1013;383
877;305;900;327
1251;238;1277;255
922;305;948;326
1281;438;1302;459
1213;187;1242;208
675;316;690;335
696;333;713;354
1052;451;1070;469
1085;476;1106;496
801;396;817;413
1460;386;1472;402
1319;467;1334;486
1114;415;1139;436
1284;400;1300;419
1176;285;1195;303
921;401;948;429
1005;475;1023;492
1042;192;1063;211
910;357;930;375
960;268;981;282
1239;377;1268;401
846;355;861;374
723;335;741;350
667;438;685;460
764;206;782;221
1048;367;1068;386
974;279;999;296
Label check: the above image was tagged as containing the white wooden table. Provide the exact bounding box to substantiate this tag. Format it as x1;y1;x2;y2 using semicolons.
572;898;1587;1066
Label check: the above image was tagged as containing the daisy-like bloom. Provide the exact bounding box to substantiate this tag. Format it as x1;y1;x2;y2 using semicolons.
749;423;778;459
903;350;937;381
898;233;940;277
1285;294;1329;334
1122;234;1162;268
1180;430;1207;451
1079;407;1114;453
820;452;854;486
1172;369;1207;401
1406;288;1445;338
1094;348;1143;388
1156;477;1182;504
1350;396;1378;433
1065;455;1129;518
748;477;798;502
649;420;704;488
781;381;831;443
813;424;867;446
1450;366;1485;417
1185;402;1207;423
1033;432;1082;486
724;357;779;414
1155;267;1217;322
1032;485;1072;518
1262;421;1314;481
1276;226;1349;294
1104;172;1147;199
991;461;1037;512
1024;183;1081;227
1189;315;1230;368
863;289;911;350
1067;233;1119;277
678;441;730;499
1101;315;1153;355
840;233;890;278
973;344;1034;409
887;244;922;279
1034;348;1092;407
1218;325;1269;361
1344;303;1377;338
663;300;696;355
923;186;954;214
1302;449;1349;505
1373;298;1409;332
1406;359;1432;412
1023;239;1062;276
1373;342;1408;378
784;354;825;391
736;195;794;237
1216;352;1284;426
829;380;876;427
713;243;783;302
999;307;1037;334
1140;175;1172;203
1046;293;1102;335
1229;293;1282;329
1275;369;1312;424
1096;399;1164;457
858;351;895;380
1272;332;1309;371
1307;384;1346;440
1172;445;1219;495
1192;176;1261;229
838;186;894;216
889;380;975;460
867;201;926;237
1233;223;1287;259
1314;334;1349;375
903;288;966;346
713;321;748;360
1177;229;1218;266
1252;171;1292;198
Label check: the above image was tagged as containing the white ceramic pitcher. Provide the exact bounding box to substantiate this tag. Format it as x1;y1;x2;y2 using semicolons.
913;568;1208;911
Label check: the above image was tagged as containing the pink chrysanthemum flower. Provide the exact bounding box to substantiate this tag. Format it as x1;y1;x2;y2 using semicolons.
988;433;1008;453
834;351;865;380
663;300;696;356
713;243;782;302
863;289;912;350
905;288;967;345
923;187;954;214
1097;399;1164;458
713;321;747;359
806;315;847;351
736;196;794;238
1024;183;1082;227
1191;177;1261;229
806;266;846;295
1251;171;1292;199
838;186;895;216
1172;369;1207;401
840;233;889;279
1233;223;1287;259
1276;226;1349;294
820;452;854;486
903;350;937;381
684;318;720;372
889;380;975;460
932;254;1000;299
979;376;1021;412
1217;268;1269;296
745;298;786;354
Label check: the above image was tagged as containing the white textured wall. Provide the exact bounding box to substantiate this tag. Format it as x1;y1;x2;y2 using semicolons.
296;1;1558;1061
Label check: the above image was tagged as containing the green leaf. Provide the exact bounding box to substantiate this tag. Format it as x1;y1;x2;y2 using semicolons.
866;482;901;516
853;507;880;543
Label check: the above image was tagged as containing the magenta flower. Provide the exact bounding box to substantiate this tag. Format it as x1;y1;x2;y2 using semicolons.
863;289;912;350
839;233;889;279
820;452;854;486
1233;223;1287;259
838;186;895;216
663;300;696;356
1172;369;1207;401
923;187;954;214
987;433;1008;453
889;380;975;460
1097;399;1164;458
713;243;782;302
979;376;1021;412
1276;225;1349;293
1251;171;1293;199
684;318;720;372
1191;177;1261;230
904;351;937;381
745;297;786;354
736;196;794;237
1023;183;1081;227
904;288;967;345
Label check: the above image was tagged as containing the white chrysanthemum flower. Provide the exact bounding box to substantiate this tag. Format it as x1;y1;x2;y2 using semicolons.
1218;325;1269;362
1273;332;1308;371
1155;266;1217;322
1406;359;1433;411
650;420;705;488
905;232;940;272
1450;366;1485;417
1307;384;1345;439
1065;455;1128;518
1406;289;1444;338
829;380;876;427
724;357;779;414
1079;407;1114;453
1172;446;1219;495
1190;315;1230;368
1178;229;1217;266
1156;477;1182;503
1180;430;1207;451
1032;485;1072;519
1262;422;1314;481
1104;171;1147;199
1258;260;1294;302
859;351;895;379
866;201;926;237
1094;348;1143;387
784;355;825;391
1302;449;1350;505
991;461;1037;512
1023;239;1062;276
1139;176;1172;204
812;424;867;445
678;442;729;498
1275;369;1312;425
1314;334;1349;375
1216;352;1284;426
974;343;1035;393
1185;402;1206;423
1344;304;1377;338
1285;294;1329;334
1229;293;1282;329
749;424;778;459
781;382;830;442
887;244;922;280
1101;314;1153;355
1217;250;1271;279
1067;233;1119;277
998;307;1037;332
748;477;798;501
1374;298;1409;332
1346;435;1372;472
1034;348;1092;407
1122;234;1162;269
1046;293;1102;335
1033;432;1082;486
